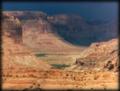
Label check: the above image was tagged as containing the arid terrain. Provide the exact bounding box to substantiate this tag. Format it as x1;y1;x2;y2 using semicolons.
1;11;119;90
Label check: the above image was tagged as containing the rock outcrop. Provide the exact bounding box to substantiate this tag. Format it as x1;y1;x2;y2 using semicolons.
2;33;51;70
67;39;118;72
2;12;51;71
3;11;118;52
2;11;118;90
22;19;84;53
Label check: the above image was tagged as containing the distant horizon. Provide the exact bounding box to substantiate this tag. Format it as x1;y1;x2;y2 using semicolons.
3;2;118;22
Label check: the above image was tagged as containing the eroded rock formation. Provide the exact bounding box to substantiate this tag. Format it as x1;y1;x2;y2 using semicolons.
1;11;118;90
67;39;118;72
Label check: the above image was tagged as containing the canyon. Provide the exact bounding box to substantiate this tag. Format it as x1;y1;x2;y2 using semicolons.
1;11;119;90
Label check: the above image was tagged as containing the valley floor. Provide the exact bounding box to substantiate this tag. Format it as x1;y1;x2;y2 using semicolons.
2;69;118;90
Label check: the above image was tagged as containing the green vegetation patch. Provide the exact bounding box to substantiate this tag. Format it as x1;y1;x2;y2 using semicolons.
35;53;46;57
51;64;70;69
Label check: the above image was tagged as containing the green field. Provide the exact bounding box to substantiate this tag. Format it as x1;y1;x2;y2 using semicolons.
35;52;82;69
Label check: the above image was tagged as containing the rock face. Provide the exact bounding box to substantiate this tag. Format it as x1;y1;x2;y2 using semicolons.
48;14;117;46
22;20;84;53
2;12;51;70
67;39;118;72
48;14;94;46
3;11;47;20
2;11;118;90
2;11;118;52
2;13;22;43
2;11;118;72
2;33;50;70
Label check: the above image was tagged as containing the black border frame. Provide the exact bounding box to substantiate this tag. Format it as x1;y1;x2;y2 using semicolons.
0;0;119;91
1;0;119;2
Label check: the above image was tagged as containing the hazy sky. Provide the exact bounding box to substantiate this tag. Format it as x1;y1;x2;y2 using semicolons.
3;2;118;21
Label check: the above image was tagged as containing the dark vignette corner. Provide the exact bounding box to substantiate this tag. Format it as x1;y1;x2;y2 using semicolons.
0;0;2;91
118;0;120;91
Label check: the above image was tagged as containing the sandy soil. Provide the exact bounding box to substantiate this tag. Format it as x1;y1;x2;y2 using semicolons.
2;69;118;90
